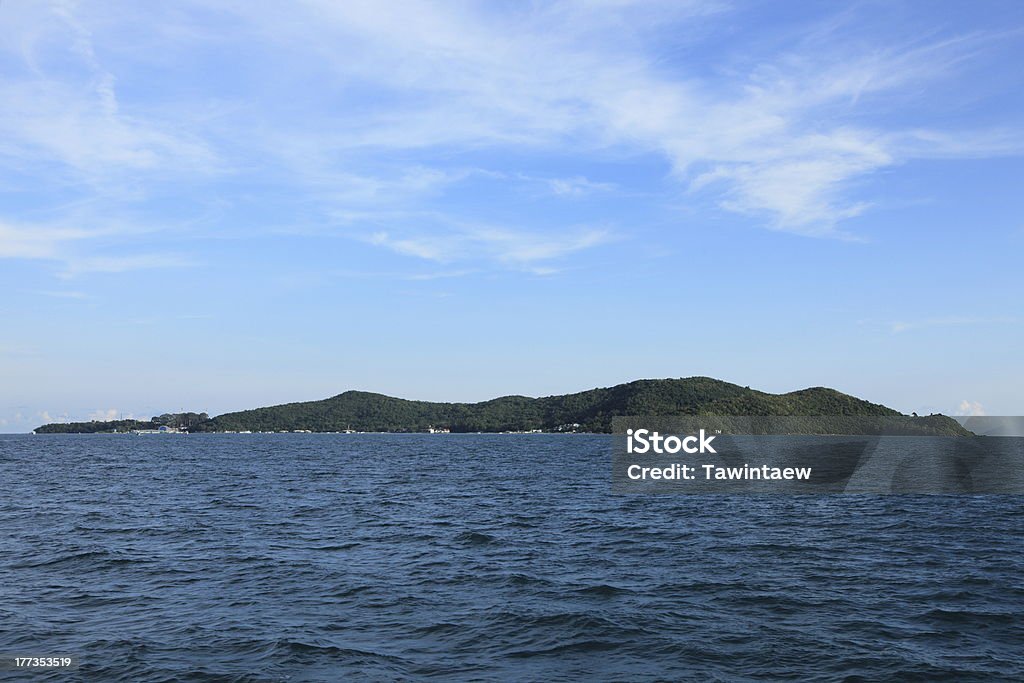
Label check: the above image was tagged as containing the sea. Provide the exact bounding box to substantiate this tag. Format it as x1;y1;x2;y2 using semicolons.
1;433;1022;681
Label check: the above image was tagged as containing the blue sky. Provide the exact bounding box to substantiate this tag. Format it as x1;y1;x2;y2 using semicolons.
2;0;1023;431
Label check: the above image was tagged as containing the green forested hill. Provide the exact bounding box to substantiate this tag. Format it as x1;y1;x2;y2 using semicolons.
178;377;966;434
33;378;969;435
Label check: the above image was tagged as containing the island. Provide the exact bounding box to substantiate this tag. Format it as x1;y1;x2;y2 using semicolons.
33;377;970;436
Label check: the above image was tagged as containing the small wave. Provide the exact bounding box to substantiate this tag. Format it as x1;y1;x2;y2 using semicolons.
326;584;373;598
501;573;550;588
506;639;621;658
11;549;138;570
264;638;411;669
919;607;1016;625
575;583;629;597
309;542;361;551
456;531;496;545
411;621;465;637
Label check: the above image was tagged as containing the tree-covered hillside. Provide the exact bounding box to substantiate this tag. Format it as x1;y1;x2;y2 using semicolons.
34;378;969;435
181;377;966;434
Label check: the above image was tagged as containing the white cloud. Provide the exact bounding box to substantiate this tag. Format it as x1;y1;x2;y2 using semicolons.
0;81;212;177
0;220;96;259
279;163;476;207
369;225;613;268
0;218;194;277
542;176;615;197
369;232;450;262
88;408;120;421
475;226;612;265
59;253;197;278
404;269;477;281
957;400;986;417
0;3;215;183
194;0;1019;236
0;0;1021;277
30;290;89;299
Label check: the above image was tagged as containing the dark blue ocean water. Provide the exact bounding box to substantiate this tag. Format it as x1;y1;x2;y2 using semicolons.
1;434;1022;681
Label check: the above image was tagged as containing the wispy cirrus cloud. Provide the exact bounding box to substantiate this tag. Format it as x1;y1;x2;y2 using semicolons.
0;0;1022;286
29;289;89;300
369;224;614;271
203;0;1024;237
0;220;94;259
516;174;617;198
0;3;216;184
59;253;197;278
0;218;195;278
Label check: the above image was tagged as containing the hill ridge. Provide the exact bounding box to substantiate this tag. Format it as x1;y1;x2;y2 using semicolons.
35;377;968;435
191;377;901;433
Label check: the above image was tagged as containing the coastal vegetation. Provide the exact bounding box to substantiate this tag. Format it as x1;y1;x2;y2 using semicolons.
34;378;969;435
34;412;209;434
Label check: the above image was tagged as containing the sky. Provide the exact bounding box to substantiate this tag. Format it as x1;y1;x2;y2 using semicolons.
1;0;1023;432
